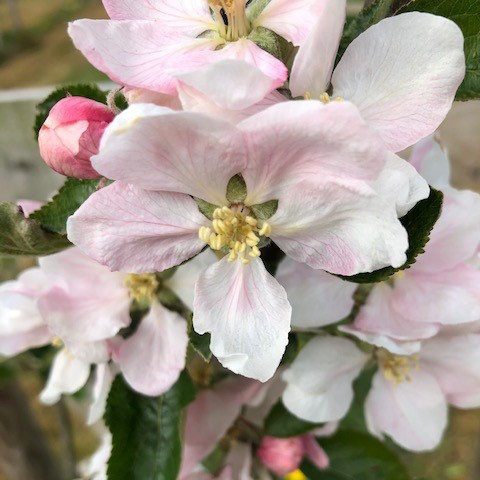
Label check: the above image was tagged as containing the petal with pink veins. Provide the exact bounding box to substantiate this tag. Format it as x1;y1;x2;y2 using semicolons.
67;182;208;273
270;182;408;275
93;104;245;205
290;0;346;98
332;13;465;152
113;301;188;396
365;370;447;452
68;20;219;94
194;257;291;382
239;100;386;205
276;257;356;328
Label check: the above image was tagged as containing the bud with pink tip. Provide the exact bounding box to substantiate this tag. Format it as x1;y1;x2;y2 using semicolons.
257;436;304;476
38;96;115;179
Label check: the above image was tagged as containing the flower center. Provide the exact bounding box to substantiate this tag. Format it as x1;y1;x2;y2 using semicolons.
209;0;251;41
125;274;159;303
199;205;271;264
304;92;344;104
377;349;420;385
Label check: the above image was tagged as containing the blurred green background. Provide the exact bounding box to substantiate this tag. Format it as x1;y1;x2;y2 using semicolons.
1;1;480;479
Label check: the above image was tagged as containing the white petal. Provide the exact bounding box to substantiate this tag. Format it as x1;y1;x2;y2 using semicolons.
194;257;291;382
87;363;115;425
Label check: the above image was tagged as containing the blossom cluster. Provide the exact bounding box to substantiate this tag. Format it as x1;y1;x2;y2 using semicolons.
1;0;479;479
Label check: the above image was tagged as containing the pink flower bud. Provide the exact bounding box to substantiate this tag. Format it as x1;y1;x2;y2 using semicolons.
257;436;304;476
38;96;115;179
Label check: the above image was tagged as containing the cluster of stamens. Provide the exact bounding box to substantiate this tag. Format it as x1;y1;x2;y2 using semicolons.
199;205;271;264
209;0;250;41
377;349;420;385
304;92;344;104
124;273;159;303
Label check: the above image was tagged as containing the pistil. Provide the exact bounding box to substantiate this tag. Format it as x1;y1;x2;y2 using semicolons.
209;0;251;41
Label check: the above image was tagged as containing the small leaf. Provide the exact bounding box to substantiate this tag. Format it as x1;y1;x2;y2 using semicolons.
301;429;411;480
264;401;321;438
189;329;212;362
226;174;247;204
341;187;443;284
105;372;196;480
0;202;71;256
396;0;480;101
30;178;102;234
34;83;108;138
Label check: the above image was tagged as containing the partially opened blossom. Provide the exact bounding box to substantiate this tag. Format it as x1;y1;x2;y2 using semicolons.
67;100;426;381
283;333;480;451
290;0;465;152
68;0;327;94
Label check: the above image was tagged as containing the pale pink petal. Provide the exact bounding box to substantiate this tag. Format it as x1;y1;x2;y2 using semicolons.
68;20;218;94
40;349;91;405
393;265;480;326
239;100;386;205
194;257;291;382
87;363;115;425
93;104;245;205
302;435;329;470
17;200;42;217
67;182;208;273
332;13;465;152
67;340;110;364
0;326;52;357
354;283;440;342
290;0;346;97
102;0;213;35
124;87;182;109
270;182;408;275
282;336;368;422
180;377;261;477
212;38;287;87
409;136;451;188
373;153;429;217
222;443;252;480
165;249;217;311
253;0;326;46
365;370;447;452
421;334;480;409
276;257;356;328
113;301;188;396
413;189;480;273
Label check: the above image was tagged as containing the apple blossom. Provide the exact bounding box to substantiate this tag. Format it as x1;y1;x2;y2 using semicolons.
38;97;115;179
67;99;428;381
290;0;465;152
68;0;332;94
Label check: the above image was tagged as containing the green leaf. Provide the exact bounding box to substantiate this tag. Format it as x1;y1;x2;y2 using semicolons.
341;187;443;284
34;83;108;138
264;401;320;438
189;330;212;362
0;202;71;256
30;178;102;234
336;0;395;63
396;0;480;100
301;429;411;480
105;372;196;480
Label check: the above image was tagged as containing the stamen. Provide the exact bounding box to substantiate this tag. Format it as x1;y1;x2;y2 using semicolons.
208;0;250;41
51;336;63;348
377;349;420;385
125;273;159;303
200;205;271;264
319;92;344;104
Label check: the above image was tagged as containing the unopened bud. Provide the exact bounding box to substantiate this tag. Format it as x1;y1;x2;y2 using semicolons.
257;436;304;476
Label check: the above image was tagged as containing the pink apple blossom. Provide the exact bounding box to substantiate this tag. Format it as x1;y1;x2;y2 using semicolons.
67;100;427;381
39;97;115;179
67;0;330;94
290;0;465;152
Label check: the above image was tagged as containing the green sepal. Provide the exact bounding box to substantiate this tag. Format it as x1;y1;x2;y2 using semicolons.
251;199;278;221
226;174;247;204
196;198;219;221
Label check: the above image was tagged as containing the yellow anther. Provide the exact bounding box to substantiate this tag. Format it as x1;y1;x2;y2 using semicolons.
246;216;257;227
51;336;63;348
304;91;312;100
124;274;159;304
241;257;250;265
258;222;272;237
377;349;420;385
319;92;331;104
249;246;261;257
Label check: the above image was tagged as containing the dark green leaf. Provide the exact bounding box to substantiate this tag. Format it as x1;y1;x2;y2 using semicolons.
189;329;212;362
336;0;394;63
301;429;411;480
264;401;320;438
396;0;480;101
30;178;102;234
105;372;196;480
0;202;71;256
34;83;108;138
340;187;443;283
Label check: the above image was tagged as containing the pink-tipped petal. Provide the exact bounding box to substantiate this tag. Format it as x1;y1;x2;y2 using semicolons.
67;182;208;273
114;301;188;396
194;257;291;382
290;0;346;97
332;13;465;152
302;435;329;470
276;257;356;328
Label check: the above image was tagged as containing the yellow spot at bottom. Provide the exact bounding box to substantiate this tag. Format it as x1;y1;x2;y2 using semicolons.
285;470;307;480
124;273;159;303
